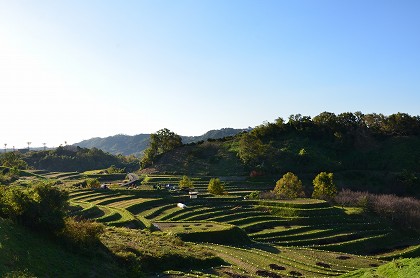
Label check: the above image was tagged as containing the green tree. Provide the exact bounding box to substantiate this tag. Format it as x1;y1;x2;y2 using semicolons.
274;172;304;198
312;172;337;200
287;114;313;131
106;165;125;174
179;175;194;189
141;128;182;168
208;178;224;195
237;133;266;167
313;112;338;129
0;152;28;169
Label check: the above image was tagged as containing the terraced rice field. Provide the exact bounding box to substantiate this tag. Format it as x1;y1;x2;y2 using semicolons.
155;221;228;233
25;169;84;180
65;174;420;277
205;243;384;277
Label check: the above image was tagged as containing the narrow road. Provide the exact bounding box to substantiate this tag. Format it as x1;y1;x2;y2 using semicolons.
121;173;139;186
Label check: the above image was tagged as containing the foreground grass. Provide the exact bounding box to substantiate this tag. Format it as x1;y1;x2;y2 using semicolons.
100;226;224;275
0;216;224;277
339;257;420;278
0;218;126;277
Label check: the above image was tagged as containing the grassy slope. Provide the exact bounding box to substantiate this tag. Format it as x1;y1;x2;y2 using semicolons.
0;218;126;278
100;226;224;274
339;257;420;278
0;216;224;277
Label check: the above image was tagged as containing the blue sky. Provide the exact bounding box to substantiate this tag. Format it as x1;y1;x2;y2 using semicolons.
1;0;419;148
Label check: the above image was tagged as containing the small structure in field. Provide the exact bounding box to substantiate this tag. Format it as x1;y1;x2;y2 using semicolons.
189;191;198;199
177;203;187;209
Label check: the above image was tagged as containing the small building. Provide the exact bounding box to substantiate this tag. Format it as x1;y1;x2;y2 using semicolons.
189;191;198;199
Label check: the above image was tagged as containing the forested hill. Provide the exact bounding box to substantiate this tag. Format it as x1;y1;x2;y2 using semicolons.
74;128;248;156
23;146;139;172
143;112;420;197
74;134;150;156
182;128;251;144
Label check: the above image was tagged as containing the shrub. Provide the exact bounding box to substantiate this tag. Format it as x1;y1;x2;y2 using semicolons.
106;165;125;174
86;178;101;189
246;191;261;199
335;189;420;230
0;168;19;185
0;152;28;169
312;172;337;200
335;189;371;211
179;175;194;189
0;185;33;222
72;179;87;188
274;172;305;198
208;178;224;195
59;217;104;251
31;182;69;231
0;182;68;232
259;191;277;199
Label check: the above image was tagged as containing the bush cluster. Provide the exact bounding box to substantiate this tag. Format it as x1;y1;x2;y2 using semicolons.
86;178;101;189
0;182;68;232
0;182;105;252
59;217;104;251
0;167;19;185
335;189;420;230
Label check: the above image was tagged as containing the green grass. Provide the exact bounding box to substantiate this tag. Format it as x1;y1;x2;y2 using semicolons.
205;243;385;277
154;221;230;233
0;215;224;277
0;217;127;277
339;258;420;278
100;226;224;273
376;244;420;260
70;200;145;228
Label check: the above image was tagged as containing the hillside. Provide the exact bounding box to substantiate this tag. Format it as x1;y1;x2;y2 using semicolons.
22;146;139;172
74;134;150;157
142;140;247;176
142;112;420;196
143;136;420;196
73;128;247;156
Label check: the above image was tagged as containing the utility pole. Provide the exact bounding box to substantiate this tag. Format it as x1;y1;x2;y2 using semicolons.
43;143;47;151
3;143;6;153
27;142;31;151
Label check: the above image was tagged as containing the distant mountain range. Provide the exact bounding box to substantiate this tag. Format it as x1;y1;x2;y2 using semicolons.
73;128;249;156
